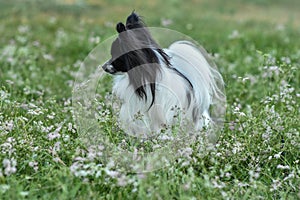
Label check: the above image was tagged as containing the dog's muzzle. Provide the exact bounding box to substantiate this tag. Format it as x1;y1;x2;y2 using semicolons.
102;60;117;74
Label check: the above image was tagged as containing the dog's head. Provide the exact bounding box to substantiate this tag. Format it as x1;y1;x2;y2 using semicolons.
102;12;170;107
102;12;169;75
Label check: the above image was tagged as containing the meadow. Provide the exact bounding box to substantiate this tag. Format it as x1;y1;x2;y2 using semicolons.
0;0;299;199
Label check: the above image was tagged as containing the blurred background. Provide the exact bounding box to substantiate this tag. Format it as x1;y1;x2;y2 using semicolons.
1;0;299;48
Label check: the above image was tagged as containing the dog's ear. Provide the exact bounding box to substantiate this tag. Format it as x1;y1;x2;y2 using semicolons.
126;12;143;29
116;22;126;33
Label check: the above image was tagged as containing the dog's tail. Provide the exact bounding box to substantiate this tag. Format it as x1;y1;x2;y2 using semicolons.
168;41;226;128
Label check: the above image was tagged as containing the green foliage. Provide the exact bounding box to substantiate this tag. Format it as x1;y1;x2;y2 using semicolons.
0;0;299;199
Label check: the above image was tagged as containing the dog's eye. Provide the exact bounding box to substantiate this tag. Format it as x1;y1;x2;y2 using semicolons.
111;57;126;71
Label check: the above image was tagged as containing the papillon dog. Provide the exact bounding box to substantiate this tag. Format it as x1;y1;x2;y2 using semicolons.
102;12;225;138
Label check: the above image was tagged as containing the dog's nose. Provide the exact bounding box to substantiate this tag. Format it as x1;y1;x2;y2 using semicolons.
102;61;111;71
102;61;116;74
102;61;109;70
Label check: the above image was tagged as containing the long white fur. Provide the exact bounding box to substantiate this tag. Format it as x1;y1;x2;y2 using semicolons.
113;41;224;137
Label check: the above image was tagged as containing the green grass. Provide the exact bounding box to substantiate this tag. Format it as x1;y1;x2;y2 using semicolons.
0;0;299;199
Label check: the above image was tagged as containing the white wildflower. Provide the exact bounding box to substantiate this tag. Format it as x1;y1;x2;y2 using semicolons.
228;30;240;39
47;112;56;119
237;182;249;187
4;120;14;132
274;152;282;159
47;124;63;140
2;158;17;176
18;25;29;34
276;164;290;170
19;191;29;197
249;170;260;181
105;169;119;178
161;18;173;27
270;179;281;192
29;161;39;172
212;179;226;189
0;90;10;100
280;56;291;64
0;184;10;193
89;36;101;44
117;175;128;186
283;171;295;181
276;24;285;31
43;54;54;61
